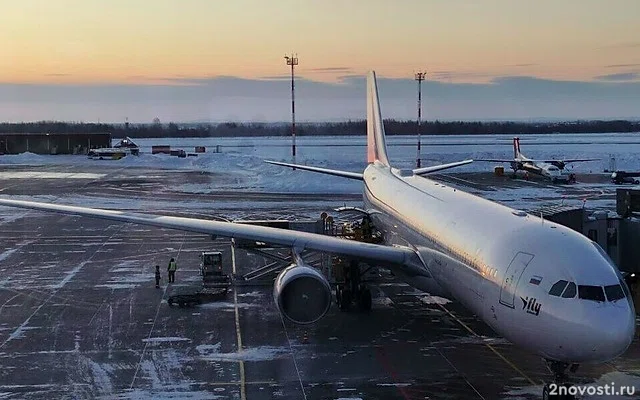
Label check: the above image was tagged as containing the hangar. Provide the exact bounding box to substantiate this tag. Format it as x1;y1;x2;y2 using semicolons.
0;132;111;155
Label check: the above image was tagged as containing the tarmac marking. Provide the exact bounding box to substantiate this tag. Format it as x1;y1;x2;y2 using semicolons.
432;299;538;386
0;223;125;350
374;347;412;400
279;312;308;400
0;293;22;314
129;231;185;389
233;289;247;400
433;346;487;399
231;236;247;400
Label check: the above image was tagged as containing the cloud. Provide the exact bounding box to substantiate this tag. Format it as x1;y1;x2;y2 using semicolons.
306;67;354;74
44;73;70;77
1;75;639;122
594;72;639;81
604;63;640;68
429;70;500;80
511;63;537;67
257;74;291;81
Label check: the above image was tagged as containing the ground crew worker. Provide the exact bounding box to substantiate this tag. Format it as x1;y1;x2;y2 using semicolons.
168;258;177;283
155;265;162;288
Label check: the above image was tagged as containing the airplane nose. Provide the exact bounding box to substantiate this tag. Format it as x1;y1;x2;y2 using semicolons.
589;303;636;361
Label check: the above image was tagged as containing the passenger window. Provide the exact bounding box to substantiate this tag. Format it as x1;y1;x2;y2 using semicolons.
604;284;625;301
561;282;576;298
549;280;568;296
578;285;605;302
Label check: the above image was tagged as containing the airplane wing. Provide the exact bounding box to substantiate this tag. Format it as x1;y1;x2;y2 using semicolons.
412;159;473;175
266;159;473;178
264;160;363;180
474;158;517;163
0;198;424;274
532;158;599;164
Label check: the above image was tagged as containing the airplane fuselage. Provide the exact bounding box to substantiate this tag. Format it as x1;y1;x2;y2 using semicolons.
514;159;569;182
362;162;635;363
509;137;571;182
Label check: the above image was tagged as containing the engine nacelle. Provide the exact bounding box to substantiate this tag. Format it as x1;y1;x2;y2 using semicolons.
273;263;332;324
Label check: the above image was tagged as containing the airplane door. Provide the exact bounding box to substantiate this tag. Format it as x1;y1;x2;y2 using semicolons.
499;252;534;308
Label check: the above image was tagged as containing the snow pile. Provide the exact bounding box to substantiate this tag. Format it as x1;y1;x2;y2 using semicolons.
195;343;292;361
141;337;192;344
418;295;452;305
2;133;639;195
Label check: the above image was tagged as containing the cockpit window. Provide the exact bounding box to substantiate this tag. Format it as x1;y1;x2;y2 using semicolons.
578;285;605;302
604;284;626;301
561;282;576;298
549;280;568;296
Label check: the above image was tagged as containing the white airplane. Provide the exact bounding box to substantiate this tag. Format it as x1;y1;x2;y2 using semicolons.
478;137;598;183
0;72;634;399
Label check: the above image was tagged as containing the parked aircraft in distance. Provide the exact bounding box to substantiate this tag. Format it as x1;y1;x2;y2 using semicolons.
0;72;633;400
477;137;598;183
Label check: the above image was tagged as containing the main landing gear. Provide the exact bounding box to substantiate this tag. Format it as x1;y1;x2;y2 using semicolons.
335;260;372;312
542;361;579;400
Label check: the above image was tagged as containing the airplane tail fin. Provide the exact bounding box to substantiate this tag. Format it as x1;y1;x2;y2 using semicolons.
513;137;523;159
367;71;391;167
267;71;473;179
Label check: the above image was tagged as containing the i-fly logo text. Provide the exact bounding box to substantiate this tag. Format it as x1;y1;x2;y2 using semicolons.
520;296;541;316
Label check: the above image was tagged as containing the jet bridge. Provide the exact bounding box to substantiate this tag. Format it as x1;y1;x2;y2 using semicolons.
531;190;640;275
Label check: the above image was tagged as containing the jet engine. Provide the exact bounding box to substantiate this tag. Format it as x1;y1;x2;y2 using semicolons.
273;263;332;324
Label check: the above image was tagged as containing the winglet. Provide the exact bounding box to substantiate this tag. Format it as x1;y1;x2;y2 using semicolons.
367;71;390;166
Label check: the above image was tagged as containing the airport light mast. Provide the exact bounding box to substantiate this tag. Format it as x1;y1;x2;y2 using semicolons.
284;53;298;160
415;71;427;168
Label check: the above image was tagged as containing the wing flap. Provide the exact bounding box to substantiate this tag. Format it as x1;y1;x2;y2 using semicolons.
534;159;600;163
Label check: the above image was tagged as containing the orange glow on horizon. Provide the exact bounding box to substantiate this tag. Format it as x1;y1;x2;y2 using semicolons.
1;0;638;85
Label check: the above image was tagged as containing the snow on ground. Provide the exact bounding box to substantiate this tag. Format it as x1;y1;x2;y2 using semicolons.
418;295;452;305
0;248;18;262
111;389;224;400
195;343;292;362
236;290;263;298
0;171;105;179
198;301;261;310
95;260;151;290
141;337;192;344
2;133;639;195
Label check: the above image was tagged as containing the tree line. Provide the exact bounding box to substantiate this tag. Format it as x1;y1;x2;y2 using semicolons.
0;119;638;138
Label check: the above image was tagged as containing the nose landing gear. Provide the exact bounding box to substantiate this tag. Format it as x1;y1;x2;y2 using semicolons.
542;361;579;400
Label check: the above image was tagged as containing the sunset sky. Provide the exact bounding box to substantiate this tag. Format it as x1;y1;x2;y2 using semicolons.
1;0;639;121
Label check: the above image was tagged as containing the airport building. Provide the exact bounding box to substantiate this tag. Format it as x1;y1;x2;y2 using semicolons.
0;132;111;155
